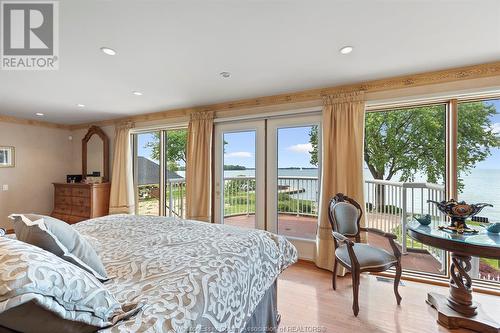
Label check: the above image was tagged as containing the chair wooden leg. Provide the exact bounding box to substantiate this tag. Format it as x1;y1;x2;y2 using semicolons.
332;257;337;290
394;262;402;305
352;270;360;316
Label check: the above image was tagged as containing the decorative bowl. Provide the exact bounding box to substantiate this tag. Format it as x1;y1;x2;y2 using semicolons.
427;199;492;230
486;222;500;234
413;214;432;226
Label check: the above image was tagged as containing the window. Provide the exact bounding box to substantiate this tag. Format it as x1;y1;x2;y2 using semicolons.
135;131;160;216
365;97;500;290
133;128;188;218
457;99;500;285
364;104;447;276
222;130;257;229
276;125;319;240
165;129;188;218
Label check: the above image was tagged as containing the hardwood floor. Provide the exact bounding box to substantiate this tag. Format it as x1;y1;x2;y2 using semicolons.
278;261;499;333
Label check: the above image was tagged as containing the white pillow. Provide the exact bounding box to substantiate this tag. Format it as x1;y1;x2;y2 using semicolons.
9;214;108;281
0;237;141;333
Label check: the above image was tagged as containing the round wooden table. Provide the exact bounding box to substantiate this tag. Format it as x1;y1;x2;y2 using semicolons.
407;221;500;333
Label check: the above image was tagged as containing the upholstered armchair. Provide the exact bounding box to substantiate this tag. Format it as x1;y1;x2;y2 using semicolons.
329;193;402;316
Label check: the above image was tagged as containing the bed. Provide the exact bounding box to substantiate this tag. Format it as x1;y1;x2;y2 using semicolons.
67;214;298;332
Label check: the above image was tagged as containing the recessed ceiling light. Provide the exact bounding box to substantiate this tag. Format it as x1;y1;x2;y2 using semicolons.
100;47;117;56
339;46;353;55
35;112;44;116
77;104;85;108
220;71;231;78
132;91;143;96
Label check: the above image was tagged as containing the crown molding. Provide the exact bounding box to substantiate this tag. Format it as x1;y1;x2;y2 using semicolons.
0;114;71;130
3;60;500;131
69;60;500;130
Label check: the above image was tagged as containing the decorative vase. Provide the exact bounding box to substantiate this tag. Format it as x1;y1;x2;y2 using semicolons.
486;222;500;234
427;199;492;230
413;214;432;226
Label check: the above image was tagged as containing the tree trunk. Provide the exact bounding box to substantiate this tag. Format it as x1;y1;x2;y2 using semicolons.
375;181;386;213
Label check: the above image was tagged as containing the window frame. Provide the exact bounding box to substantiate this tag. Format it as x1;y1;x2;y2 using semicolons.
366;94;500;293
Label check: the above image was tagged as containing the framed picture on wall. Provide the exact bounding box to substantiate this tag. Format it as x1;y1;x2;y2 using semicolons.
0;146;15;168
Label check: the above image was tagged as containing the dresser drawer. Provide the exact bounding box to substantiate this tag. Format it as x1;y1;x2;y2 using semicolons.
72;206;90;218
55;186;72;197
53;204;72;215
55;195;72;205
72;187;90;197
52;182;110;224
72;196;90;207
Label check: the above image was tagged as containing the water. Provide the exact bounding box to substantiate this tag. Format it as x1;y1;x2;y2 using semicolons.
224;169;319;201
222;168;500;221
460;169;500;221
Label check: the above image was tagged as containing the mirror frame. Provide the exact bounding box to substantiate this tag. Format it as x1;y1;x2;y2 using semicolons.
82;125;109;182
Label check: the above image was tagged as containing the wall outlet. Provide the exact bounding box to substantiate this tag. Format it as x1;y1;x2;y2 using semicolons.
2;185;8;191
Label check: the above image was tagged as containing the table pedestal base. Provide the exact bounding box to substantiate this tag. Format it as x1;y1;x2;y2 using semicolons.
427;292;499;333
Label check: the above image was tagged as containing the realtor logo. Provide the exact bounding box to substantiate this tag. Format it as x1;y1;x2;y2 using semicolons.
1;1;58;70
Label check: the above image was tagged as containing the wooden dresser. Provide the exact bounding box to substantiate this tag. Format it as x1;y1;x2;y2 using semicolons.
51;183;111;224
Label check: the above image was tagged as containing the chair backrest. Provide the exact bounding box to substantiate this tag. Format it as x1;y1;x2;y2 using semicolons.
328;193;362;239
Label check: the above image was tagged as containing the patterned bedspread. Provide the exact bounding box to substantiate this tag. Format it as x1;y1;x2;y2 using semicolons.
73;215;298;332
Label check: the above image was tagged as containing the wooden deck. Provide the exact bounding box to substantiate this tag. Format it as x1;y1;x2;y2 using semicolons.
224;214;443;275
224;214;318;239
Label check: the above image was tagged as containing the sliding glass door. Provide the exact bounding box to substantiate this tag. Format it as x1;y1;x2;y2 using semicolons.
133;128;188;218
134;131;161;216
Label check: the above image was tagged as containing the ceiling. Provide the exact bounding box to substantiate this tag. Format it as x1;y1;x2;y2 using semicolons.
1;0;500;124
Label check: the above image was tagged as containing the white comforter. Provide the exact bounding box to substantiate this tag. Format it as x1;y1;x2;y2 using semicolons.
73;215;298;332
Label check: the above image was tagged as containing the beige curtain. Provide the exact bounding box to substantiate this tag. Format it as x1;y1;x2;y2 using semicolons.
315;91;366;272
186;111;214;222
109;121;135;215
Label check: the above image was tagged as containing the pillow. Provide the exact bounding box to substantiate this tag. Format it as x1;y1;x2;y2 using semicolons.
0;237;141;333
9;214;108;281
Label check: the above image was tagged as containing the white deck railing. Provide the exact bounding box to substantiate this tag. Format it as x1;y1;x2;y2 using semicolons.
223;176;319;217
365;179;447;272
137;176;497;282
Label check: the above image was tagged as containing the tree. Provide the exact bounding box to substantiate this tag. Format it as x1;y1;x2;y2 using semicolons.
307;102;499;208
145;130;228;171
145;130;187;171
309;125;319;166
364;102;499;190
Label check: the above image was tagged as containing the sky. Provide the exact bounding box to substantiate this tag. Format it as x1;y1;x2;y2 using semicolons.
474;99;500;169
137;133;158;163
223;126;316;168
137;100;500;170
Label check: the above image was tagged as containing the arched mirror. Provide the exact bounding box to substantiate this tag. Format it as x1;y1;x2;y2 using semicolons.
82;126;109;182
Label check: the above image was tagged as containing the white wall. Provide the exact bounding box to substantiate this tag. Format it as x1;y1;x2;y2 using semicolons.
0;123;73;229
